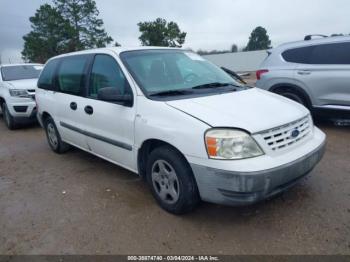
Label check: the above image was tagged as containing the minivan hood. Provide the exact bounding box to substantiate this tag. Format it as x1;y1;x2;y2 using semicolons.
5;79;38;90
166;88;309;133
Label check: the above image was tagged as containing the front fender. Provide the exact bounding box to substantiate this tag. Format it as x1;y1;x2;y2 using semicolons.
134;97;210;161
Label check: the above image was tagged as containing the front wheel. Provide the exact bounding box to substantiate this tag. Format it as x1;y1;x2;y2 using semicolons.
44;117;70;154
146;146;200;214
2;103;16;130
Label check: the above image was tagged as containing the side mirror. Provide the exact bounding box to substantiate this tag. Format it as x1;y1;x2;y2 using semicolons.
97;87;133;106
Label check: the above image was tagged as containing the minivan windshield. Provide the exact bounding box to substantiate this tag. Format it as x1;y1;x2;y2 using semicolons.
1;65;43;81
120;50;244;97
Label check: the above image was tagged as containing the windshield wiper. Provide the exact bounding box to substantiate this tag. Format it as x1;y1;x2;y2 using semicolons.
191;82;240;90
149;89;192;97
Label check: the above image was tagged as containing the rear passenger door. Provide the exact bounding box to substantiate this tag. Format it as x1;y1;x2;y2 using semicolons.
54;54;91;150
295;42;350;107
82;53;137;171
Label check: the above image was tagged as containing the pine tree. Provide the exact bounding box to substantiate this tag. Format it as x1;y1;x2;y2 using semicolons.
244;26;272;51
22;0;113;63
138;18;186;47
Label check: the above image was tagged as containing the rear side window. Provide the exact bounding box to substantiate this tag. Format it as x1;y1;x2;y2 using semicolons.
38;59;59;90
310;42;350;64
282;42;350;65
57;55;89;95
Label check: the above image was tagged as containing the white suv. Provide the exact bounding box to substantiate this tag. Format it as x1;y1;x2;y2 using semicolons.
256;36;350;120
36;47;326;214
0;63;43;129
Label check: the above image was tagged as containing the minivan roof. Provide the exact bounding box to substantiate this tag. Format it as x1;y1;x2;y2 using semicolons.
274;35;350;52
50;46;184;60
0;63;43;68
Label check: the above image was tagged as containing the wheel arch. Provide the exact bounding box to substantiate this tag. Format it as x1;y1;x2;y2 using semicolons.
41;111;52;124
0;97;5;107
269;83;312;108
137;139;189;179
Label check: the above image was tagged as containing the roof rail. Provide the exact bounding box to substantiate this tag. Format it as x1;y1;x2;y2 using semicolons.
304;34;328;41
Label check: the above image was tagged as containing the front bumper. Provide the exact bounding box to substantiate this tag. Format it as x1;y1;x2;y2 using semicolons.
190;141;326;206
5;98;37;123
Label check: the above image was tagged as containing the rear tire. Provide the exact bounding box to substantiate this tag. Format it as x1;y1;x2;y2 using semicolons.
146;146;200;215
44;116;70;154
275;90;308;108
2;103;16;130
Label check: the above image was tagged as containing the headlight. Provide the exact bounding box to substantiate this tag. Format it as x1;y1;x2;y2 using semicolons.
205;129;264;160
9;89;30;98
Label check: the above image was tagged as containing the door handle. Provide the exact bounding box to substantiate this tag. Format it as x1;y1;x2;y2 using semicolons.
297;70;311;75
84;105;93;115
70;102;77;110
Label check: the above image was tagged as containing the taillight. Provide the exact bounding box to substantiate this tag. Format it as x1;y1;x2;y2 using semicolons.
256;69;269;80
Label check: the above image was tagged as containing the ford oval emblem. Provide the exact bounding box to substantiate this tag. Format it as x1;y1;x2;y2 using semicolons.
291;129;300;138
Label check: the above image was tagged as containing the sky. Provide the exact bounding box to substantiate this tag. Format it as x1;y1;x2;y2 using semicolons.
0;0;349;63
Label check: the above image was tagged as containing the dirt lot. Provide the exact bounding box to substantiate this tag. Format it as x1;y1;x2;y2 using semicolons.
0;117;349;255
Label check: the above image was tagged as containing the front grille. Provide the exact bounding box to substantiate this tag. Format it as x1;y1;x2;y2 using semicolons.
14;106;28;113
259;116;312;151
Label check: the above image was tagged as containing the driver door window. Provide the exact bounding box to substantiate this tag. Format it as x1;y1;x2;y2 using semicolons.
89;55;129;98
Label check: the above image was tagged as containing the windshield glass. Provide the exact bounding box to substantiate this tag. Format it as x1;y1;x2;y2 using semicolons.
120;50;242;95
1;65;43;81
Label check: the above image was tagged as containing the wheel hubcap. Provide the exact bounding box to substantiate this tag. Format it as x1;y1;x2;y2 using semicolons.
151;160;180;204
47;123;58;148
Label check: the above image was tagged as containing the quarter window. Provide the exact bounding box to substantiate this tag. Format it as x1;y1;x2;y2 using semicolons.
89;55;130;98
57;55;89;95
38;59;59;90
282;46;312;64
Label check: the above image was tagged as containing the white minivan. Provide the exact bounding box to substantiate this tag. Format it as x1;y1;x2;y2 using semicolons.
36;47;326;214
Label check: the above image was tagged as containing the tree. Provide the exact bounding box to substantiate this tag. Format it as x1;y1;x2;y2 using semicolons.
244;26;272;51
231;44;238;53
22;4;73;63
114;41;121;47
54;0;113;50
137;18;186;47
22;0;113;63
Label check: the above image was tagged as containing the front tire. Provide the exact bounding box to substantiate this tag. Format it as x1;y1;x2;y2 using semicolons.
44;117;70;154
146;146;200;214
2;103;16;130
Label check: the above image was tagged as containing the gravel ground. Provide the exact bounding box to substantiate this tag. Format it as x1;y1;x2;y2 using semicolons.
0;116;349;255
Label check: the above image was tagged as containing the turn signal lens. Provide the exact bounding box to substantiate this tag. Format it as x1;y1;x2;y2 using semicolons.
206;137;217;156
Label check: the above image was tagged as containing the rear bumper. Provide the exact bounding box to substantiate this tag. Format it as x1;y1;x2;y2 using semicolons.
190;141;326;206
